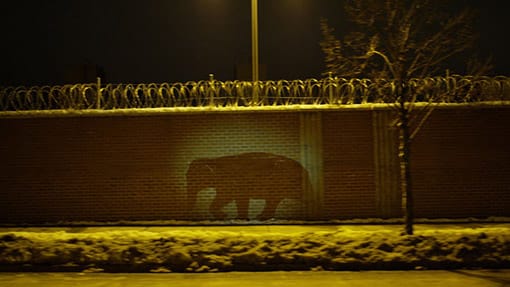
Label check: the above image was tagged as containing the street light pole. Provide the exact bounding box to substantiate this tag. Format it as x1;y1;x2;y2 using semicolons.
251;0;259;82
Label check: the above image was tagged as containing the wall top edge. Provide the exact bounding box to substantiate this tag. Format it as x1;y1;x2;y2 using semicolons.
1;102;510;119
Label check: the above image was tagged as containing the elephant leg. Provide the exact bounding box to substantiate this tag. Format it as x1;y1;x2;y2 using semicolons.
258;198;281;220
209;191;230;220
236;198;250;220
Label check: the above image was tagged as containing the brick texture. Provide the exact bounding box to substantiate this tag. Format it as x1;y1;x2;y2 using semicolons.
410;107;510;218
322;111;377;219
0;113;301;223
1;106;509;224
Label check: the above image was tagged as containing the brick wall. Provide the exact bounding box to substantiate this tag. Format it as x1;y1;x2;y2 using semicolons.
0;113;303;223
411;107;510;218
1;106;509;224
322;111;377;219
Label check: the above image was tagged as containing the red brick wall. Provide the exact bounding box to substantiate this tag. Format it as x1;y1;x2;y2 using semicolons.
322;111;377;219
411;107;510;218
0;113;302;224
1;106;509;224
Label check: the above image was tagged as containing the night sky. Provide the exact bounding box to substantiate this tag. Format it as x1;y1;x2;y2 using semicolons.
1;0;508;86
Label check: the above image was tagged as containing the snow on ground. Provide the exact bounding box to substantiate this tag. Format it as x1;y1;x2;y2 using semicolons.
1;225;509;273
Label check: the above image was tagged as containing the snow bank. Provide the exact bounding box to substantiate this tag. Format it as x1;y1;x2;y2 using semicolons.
1;227;509;272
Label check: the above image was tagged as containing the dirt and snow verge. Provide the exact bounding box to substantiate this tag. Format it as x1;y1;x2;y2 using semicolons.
1;227;509;272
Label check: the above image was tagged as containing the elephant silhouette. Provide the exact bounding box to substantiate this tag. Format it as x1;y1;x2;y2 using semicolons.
186;152;311;220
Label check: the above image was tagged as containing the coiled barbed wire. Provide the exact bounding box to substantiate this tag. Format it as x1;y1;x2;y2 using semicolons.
1;75;509;111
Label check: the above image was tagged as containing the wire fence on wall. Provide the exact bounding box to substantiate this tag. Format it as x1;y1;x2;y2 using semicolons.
1;75;509;111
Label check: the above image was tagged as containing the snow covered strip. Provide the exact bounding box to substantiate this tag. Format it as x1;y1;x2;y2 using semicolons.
1;102;510;118
1;227;509;272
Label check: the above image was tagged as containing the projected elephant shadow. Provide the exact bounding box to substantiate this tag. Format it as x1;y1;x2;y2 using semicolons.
186;152;310;220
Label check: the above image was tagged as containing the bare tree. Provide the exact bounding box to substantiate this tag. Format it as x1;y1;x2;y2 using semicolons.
320;0;492;234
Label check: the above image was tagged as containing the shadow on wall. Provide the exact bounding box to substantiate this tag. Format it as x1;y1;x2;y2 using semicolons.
185;152;311;220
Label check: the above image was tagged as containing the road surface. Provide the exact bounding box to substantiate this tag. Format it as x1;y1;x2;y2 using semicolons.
1;270;509;287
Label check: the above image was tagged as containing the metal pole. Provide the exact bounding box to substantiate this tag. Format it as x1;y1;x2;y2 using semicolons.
209;73;215;107
251;0;259;82
96;77;101;109
251;0;259;105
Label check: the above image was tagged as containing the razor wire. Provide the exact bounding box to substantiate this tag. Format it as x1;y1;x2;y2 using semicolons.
1;75;509;111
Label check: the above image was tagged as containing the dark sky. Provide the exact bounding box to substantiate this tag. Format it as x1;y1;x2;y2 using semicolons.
1;0;508;86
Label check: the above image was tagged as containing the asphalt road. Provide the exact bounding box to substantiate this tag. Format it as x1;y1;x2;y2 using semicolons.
1;270;509;287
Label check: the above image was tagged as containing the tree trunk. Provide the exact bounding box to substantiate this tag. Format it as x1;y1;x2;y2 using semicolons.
399;103;414;235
